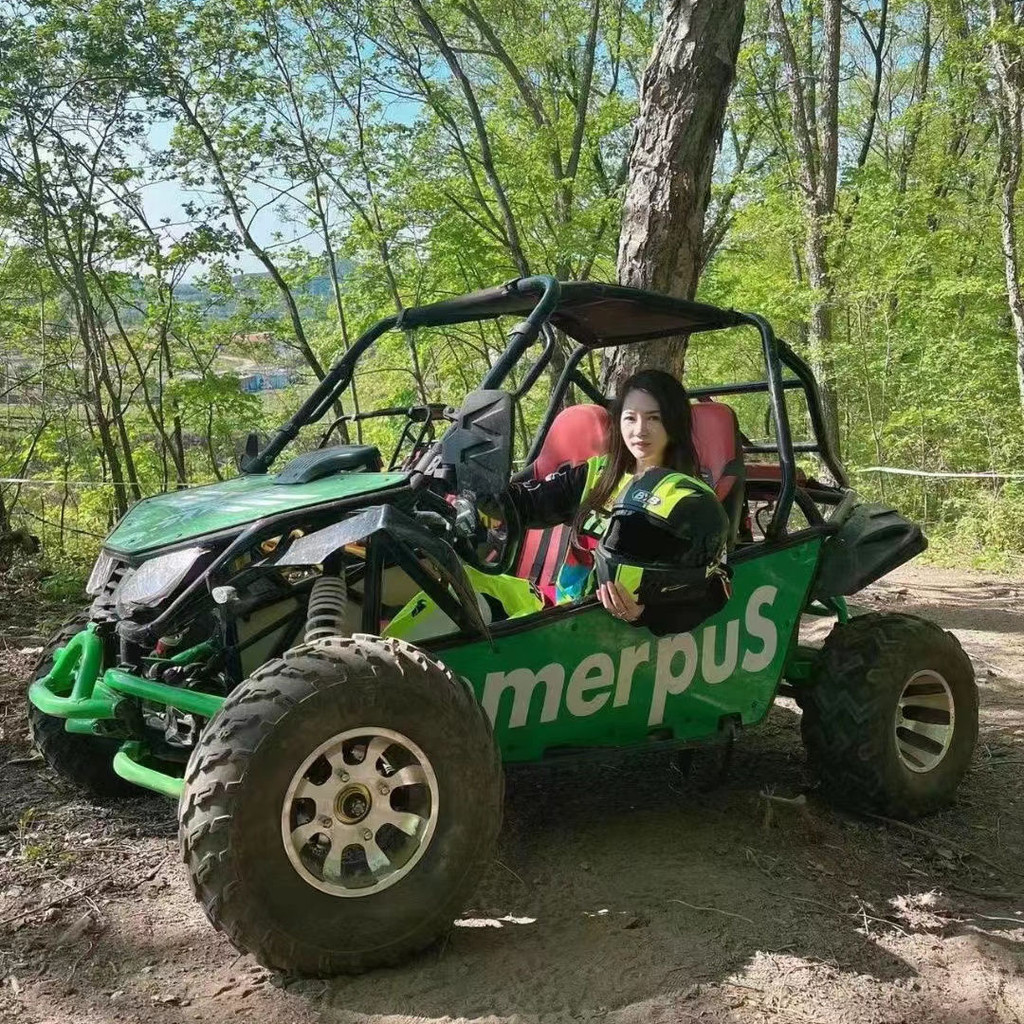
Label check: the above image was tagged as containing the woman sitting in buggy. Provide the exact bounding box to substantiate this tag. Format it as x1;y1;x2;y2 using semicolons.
386;370;731;641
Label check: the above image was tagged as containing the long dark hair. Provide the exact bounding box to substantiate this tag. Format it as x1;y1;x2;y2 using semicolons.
570;369;698;551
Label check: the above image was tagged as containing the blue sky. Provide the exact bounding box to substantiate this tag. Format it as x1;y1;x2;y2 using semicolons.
137;121;322;278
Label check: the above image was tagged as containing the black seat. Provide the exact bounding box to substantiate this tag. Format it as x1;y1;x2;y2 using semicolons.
274;445;383;484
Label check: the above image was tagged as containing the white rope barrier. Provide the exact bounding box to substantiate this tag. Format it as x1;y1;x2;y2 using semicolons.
852;467;1024;480
0;477;132;487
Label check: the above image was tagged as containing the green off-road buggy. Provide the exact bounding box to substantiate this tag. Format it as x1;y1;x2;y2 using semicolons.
27;277;978;975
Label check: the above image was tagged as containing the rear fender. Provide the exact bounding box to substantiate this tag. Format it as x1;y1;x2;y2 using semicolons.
810;502;925;602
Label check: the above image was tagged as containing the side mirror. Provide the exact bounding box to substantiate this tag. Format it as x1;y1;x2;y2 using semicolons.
441;390;513;499
238;431;262;474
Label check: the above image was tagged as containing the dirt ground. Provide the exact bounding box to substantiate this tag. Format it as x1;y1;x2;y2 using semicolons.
1;562;1023;1024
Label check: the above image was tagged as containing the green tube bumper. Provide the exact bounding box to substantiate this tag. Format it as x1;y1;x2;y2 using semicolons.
28;626;119;720
113;742;184;800
27;624;224;799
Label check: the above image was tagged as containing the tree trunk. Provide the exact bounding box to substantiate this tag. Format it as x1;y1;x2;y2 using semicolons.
989;0;1024;413
998;171;1024;410
811;0;842;459
805;210;841;460
770;0;843;462
603;0;745;391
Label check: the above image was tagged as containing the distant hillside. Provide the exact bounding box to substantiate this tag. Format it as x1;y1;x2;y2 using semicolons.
173;264;352;306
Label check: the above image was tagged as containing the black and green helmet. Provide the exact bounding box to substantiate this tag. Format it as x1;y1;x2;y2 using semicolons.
594;467;731;600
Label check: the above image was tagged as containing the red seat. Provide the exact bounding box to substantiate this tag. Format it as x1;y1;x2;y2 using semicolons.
514;404;611;589
514;399;746;589
690;401;746;547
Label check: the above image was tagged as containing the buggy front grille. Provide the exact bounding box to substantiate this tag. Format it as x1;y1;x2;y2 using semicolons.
90;557;134;623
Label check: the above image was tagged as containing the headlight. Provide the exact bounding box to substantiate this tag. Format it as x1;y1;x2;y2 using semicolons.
114;547;205;616
86;551;117;596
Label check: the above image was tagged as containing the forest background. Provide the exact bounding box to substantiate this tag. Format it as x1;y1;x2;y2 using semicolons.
2;0;1023;581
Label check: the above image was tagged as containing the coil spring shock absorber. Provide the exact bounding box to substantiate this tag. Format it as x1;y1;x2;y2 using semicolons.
304;574;348;643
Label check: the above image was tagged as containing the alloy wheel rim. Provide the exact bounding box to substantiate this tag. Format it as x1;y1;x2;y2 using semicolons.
894;670;955;774
281;727;439;897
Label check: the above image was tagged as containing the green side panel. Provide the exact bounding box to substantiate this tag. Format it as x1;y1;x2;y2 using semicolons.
438;538;822;762
106;472;407;555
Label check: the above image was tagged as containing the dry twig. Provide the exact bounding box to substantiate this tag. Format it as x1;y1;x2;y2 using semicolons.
861;811;1023;879
669;898;755;926
948;882;1022;901
973;913;1024;926
495;858;527;886
0;871;114;929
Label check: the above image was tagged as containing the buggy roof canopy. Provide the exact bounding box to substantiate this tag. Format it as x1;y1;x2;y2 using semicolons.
395;280;747;347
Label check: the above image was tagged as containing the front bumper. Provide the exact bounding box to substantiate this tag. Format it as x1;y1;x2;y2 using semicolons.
28;625;225;799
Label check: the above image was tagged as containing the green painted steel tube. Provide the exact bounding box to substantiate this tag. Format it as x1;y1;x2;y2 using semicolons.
27;627;225;722
68;626;103;700
112;742;184;800
169;639;218;665
803;596;850;622
28;681;119;720
102;669;225;718
65;714;114;735
27;628;120;721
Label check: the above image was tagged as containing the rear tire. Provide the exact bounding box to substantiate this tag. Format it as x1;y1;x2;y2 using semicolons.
27;613;136;800
800;613;977;819
179;634;503;976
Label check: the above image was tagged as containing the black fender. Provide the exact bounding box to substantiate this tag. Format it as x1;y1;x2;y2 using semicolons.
810;501;926;602
276;505;490;640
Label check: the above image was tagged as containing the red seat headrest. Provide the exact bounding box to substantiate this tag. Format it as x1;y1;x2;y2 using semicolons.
691;401;741;493
532;404;611;479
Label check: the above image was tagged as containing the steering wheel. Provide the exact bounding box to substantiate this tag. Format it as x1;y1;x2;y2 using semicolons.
451;490;522;577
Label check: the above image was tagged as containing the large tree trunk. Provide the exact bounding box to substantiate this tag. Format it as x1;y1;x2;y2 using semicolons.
989;0;1024;413
603;0;745;391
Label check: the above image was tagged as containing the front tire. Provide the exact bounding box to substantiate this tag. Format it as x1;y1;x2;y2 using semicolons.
800;613;978;819
179;635;502;976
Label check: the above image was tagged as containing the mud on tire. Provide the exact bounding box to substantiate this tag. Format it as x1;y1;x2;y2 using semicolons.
27;613;136;800
179;634;503;976
800;612;978;820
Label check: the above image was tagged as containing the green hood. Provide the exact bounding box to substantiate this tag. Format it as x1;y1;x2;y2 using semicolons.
106;472;408;556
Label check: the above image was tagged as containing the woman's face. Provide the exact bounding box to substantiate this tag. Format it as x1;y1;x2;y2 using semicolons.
620;388;668;470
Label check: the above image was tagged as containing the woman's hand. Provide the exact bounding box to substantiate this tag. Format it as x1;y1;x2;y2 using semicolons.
597;581;644;624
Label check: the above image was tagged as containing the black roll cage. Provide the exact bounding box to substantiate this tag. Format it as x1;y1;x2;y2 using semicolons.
244;275;849;541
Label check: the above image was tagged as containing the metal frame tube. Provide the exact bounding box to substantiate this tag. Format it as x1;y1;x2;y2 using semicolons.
776;341;850;488
688;378;804;399
522;344;593;467
248;277;559;475
246;317;397;473
736;313;795;538
745;441;824;454
481;276;561;389
513;322;558;398
113;742;184;799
